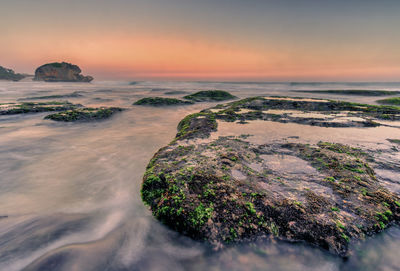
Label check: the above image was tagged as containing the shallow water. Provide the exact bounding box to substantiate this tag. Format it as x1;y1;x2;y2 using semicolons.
0;80;399;271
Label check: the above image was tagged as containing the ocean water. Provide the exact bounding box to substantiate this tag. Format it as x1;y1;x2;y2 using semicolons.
0;80;399;271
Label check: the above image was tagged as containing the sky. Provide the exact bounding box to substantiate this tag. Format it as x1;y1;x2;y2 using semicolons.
1;0;400;81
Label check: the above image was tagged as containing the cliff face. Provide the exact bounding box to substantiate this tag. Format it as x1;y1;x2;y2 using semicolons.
0;66;26;81
34;62;93;82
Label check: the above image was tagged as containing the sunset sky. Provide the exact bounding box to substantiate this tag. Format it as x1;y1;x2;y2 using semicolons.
1;0;400;81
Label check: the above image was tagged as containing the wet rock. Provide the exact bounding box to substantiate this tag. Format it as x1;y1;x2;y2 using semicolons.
133;97;194;106
141;96;400;257
0;101;78;115
183;90;237;102
34;62;93;82
44;107;123;122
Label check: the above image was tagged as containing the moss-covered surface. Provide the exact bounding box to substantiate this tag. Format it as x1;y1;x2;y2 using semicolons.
183;90;237;102
44;107;123;122
0;101;78;115
49;62;63;68
377;97;400;106
141;96;400;257
295;90;400;96
134;97;194;106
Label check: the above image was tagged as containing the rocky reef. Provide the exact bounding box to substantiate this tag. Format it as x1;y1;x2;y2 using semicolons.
183;90;237;102
0;100;122;122
0;66;26;81
34;62;93;82
45;107;123;122
141;96;400;257
0;101;78;115
134;97;194;106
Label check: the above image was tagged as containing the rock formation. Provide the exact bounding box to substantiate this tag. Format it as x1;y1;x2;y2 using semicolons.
34;62;93;82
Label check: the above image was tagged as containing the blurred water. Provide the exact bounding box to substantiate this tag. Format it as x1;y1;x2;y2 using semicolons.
0;80;399;271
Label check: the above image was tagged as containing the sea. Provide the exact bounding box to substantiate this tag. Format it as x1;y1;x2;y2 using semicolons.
0;80;399;271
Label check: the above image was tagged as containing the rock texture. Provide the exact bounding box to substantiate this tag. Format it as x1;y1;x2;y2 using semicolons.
34;62;93;82
0;66;26;81
141;97;400;257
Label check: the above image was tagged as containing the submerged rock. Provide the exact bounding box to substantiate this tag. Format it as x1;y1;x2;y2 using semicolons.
377;97;400;106
34;62;93;82
44;107;123;122
133;97;194;106
0;101;78;115
183;90;237;102
0;66;26;81
141;96;400;257
1;99;122;123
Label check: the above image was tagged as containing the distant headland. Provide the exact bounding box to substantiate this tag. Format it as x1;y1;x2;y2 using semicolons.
0;66;28;81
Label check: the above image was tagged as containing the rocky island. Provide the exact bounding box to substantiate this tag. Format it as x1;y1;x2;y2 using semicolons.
141;96;400;257
34;62;93;82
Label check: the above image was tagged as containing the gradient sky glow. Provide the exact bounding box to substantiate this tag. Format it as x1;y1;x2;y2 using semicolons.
1;0;400;81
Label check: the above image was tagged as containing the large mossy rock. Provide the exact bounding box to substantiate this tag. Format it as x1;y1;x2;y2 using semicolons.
34;62;93;82
141;97;400;257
